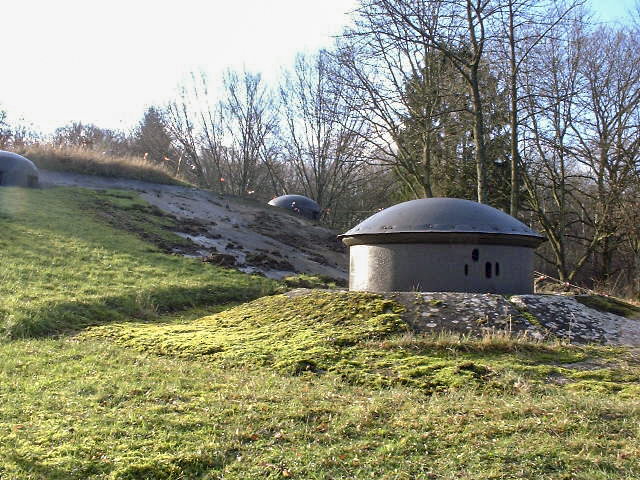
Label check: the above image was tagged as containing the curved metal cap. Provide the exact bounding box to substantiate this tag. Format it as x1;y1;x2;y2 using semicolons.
268;194;321;213
339;198;545;247
0;150;38;173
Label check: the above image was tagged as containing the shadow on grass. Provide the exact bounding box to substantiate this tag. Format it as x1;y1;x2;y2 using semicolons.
3;283;274;340
7;452;109;480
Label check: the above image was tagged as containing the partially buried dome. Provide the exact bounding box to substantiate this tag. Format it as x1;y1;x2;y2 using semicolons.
268;194;321;221
339;198;545;294
0;151;39;188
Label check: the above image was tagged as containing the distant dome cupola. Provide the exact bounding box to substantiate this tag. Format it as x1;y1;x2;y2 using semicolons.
0;151;39;188
339;198;545;294
268;194;321;221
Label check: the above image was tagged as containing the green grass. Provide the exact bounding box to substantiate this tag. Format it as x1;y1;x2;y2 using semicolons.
1;337;639;479
82;291;407;376
83;291;640;396
1;184;640;479
0;187;276;338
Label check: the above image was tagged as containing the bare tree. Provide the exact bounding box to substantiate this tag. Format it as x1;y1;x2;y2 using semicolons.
217;69;279;197
568;25;640;281
165;85;212;185
279;50;371;217
52;122;128;156
336;0;513;204
0;109;13;148
520;13;640;288
334;0;482;200
333;2;436;199
495;0;585;217
164;70;280;196
520;14;587;281
374;0;504;203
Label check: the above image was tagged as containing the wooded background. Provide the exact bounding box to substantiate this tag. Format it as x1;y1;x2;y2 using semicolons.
2;0;639;297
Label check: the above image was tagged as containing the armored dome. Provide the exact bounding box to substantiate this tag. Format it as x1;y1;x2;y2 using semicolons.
340;198;544;248
0;151;39;188
268;194;321;220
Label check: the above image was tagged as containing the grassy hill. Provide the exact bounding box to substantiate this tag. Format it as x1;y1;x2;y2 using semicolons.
1;185;640;479
0;187;276;338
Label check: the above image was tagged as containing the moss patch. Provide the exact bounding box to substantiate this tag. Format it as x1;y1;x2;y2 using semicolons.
511;302;550;333
84;291;407;376
575;295;640;318
282;274;347;289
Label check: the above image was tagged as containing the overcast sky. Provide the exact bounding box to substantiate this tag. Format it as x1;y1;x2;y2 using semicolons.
1;0;635;135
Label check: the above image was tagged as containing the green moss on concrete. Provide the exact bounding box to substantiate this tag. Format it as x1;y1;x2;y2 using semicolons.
510;302;557;339
575;295;640;318
517;307;543;328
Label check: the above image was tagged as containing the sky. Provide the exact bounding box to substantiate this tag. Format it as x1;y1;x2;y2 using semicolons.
1;0;358;135
1;0;636;136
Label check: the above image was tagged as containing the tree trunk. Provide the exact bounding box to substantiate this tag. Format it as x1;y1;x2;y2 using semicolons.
508;0;520;217
469;76;488;204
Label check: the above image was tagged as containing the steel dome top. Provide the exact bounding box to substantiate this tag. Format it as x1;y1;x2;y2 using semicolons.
339;198;545;247
0;150;38;173
268;194;321;212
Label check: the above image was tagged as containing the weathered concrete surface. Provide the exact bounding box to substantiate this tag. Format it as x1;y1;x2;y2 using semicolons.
283;289;640;346
510;295;640;346
348;244;536;294
384;292;640;346
387;292;545;339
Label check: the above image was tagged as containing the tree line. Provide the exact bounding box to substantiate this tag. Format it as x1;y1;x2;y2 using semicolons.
1;0;639;296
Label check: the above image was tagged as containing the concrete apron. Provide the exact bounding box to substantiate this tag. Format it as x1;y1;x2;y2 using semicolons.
386;291;640;346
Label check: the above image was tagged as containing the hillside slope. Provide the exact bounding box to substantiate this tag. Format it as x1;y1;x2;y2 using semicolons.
39;169;348;280
0;186;276;338
1;181;640;479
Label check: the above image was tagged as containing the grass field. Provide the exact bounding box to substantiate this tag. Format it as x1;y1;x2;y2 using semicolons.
1;186;639;479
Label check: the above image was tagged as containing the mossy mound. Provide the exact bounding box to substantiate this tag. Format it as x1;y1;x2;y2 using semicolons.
81;291;640;394
84;291;407;375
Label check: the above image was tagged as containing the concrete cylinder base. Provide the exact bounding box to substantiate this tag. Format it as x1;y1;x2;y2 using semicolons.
348;243;535;294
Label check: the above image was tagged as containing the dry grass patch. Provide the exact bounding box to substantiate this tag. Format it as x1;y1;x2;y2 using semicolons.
18;144;187;185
